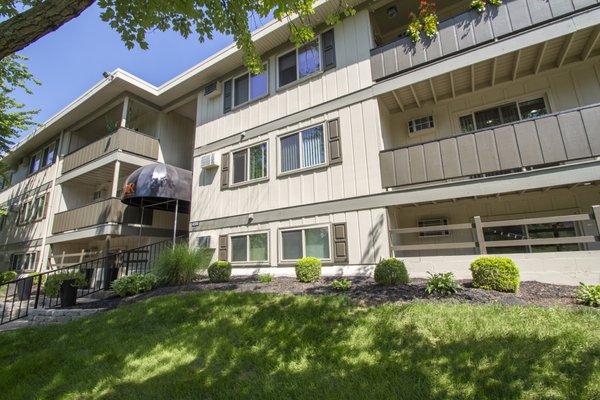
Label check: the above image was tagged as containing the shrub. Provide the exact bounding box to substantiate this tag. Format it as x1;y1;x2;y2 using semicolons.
295;257;322;283
208;261;232;283
331;278;351;291
44;272;86;297
374;258;409;286
258;274;273;283
425;272;461;295
470;256;520;293
111;274;157;297
152;245;213;286
0;271;17;284
576;283;600;307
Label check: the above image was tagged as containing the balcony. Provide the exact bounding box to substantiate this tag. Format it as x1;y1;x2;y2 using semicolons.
62;128;159;173
370;0;597;81
379;103;600;189
51;198;144;234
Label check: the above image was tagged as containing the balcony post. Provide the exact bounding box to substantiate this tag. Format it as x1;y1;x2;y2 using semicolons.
120;96;129;128
473;216;487;255
111;160;121;197
592;205;600;238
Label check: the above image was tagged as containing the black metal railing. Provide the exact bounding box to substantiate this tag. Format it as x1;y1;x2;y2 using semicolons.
0;236;187;325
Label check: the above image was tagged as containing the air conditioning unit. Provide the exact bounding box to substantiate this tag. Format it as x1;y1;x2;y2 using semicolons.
204;81;222;98
200;153;219;169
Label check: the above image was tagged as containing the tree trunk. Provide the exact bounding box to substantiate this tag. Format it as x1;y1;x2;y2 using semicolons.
0;0;95;60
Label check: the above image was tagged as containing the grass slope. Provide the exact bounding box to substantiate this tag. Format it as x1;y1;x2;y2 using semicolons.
1;292;599;400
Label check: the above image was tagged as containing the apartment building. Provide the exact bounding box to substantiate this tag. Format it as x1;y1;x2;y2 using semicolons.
0;82;196;272
2;0;600;284
189;0;600;284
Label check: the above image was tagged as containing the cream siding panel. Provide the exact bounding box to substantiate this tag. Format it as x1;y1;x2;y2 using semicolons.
194;10;373;148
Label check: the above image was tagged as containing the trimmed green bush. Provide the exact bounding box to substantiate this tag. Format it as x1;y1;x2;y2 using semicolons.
470;256;520;293
152;245;214;286
425;272;461;295
207;261;232;283
576;283;600;307
0;271;17;284
111;274;157;297
295;257;322;283
331;278;351;291
44;272;87;297
374;258;409;286
29;273;47;287
258;274;273;283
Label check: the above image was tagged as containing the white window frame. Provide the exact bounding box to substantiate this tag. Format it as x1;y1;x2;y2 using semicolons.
277;123;328;176
33;194;47;221
41;141;57;168
278;224;332;263
226;62;269;111
408;115;435;136
28;151;42;175
229;141;269;187
10;252;37;271
456;93;550;133
229;231;270;265
276;36;323;89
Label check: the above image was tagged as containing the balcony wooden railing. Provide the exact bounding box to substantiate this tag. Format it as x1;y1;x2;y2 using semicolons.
379;103;600;188
370;0;597;81
62;127;159;173
52;198;126;234
390;206;600;255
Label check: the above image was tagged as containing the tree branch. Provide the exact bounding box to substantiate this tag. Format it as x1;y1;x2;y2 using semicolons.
0;0;95;60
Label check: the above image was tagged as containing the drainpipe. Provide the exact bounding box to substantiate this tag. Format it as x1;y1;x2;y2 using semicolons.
38;130;65;272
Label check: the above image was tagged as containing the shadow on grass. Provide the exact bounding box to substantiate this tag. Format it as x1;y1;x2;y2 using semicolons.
0;292;598;400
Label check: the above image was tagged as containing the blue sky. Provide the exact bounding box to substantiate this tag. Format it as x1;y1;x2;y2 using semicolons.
13;3;271;141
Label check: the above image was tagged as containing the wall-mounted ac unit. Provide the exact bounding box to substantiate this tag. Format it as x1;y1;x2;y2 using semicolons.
204;81;222;99
200;153;219;169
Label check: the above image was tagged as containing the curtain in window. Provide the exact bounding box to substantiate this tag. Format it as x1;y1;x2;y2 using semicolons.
281;134;300;172
302;126;325;168
249;234;268;261
232;150;247;183
305;228;330;259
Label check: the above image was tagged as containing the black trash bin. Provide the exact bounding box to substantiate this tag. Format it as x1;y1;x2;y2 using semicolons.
16;275;33;301
60;279;78;308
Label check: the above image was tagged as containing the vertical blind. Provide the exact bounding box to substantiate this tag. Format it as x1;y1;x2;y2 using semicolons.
281;134;300;172
302;126;325;168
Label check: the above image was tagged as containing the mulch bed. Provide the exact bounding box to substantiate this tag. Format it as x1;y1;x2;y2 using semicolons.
82;276;584;309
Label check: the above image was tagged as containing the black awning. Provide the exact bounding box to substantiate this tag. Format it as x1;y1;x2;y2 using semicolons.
121;163;192;213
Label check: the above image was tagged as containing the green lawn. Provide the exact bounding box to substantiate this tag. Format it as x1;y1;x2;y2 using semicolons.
1;292;599;400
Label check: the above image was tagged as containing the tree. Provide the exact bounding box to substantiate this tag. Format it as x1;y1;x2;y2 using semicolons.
0;54;39;154
0;0;356;73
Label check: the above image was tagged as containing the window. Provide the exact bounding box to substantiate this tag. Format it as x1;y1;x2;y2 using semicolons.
10;252;36;271
418;218;449;237
42;142;57;167
33;195;46;220
17;194;47;225
224;64;268;112
230;233;268;263
281;226;330;261
408;116;434;134
278;39;322;87
459;97;548;132
28;153;41;174
231;142;268;185
18;200;32;225
280;125;326;173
